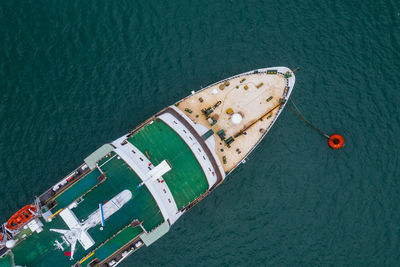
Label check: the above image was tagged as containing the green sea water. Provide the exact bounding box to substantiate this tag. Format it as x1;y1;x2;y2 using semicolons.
1;0;400;266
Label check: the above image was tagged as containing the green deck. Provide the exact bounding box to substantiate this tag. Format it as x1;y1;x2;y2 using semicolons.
54;168;102;209
8;150;164;267
0;254;12;267
11;216;77;267
3;118;207;266
96;151;116;167
128;119;209;209
77;154;164;231
80;224;144;266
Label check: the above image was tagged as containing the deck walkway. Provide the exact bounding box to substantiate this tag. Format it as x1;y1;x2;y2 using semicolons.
128;119;209;210
76;154;164;231
159;107;224;190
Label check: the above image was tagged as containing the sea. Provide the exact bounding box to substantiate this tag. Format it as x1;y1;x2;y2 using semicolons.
1;0;400;266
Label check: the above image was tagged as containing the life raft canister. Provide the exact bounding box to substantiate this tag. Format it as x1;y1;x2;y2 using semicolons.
328;134;344;149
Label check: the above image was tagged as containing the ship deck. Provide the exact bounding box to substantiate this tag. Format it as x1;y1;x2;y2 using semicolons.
79;222;144;266
8;152;164;267
176;69;293;172
53;168;102;209
0;67;295;267
128;118;209;210
0;254;11;267
2;115;212;267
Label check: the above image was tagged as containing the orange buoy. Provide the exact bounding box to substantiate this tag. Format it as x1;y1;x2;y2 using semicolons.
328;134;344;149
6;205;37;230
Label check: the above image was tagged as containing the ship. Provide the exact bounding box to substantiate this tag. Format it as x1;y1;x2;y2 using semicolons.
0;67;295;267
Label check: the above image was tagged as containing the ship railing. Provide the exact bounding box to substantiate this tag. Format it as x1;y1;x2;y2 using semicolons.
38;163;90;206
98;237;144;267
78;220;145;267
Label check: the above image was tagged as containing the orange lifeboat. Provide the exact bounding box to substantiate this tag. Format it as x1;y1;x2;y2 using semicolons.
0;233;2;242
6;205;37;230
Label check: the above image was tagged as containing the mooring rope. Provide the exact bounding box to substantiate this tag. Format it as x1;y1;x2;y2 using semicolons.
290;98;303;116
287;99;330;139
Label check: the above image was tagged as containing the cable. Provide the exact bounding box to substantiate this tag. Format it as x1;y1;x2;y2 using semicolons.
286;103;330;139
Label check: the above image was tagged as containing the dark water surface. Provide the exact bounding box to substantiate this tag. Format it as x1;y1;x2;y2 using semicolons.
1;0;400;266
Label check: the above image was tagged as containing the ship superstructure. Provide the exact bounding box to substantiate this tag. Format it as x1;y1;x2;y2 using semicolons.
0;67;295;267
